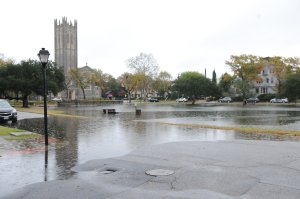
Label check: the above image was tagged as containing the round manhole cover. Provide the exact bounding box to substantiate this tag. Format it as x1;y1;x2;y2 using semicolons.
145;169;174;176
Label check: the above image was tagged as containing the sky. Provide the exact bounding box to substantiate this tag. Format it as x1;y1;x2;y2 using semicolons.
1;0;300;79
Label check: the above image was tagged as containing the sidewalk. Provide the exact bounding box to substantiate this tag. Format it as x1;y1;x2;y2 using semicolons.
2;140;300;199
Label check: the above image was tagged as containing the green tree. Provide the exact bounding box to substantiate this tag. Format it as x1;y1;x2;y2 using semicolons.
283;72;300;102
173;71;216;104
0;55;15;98
102;74;121;98
3;59;65;107
90;69;105;92
152;71;172;99
218;73;233;93
0;54;14;68
225;55;263;99
118;72;141;103
70;68;91;100
212;69;217;84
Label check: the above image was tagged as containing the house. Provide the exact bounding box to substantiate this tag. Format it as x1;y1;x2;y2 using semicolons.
253;61;278;95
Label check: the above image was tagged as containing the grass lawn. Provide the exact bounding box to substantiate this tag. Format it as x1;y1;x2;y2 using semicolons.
16;107;87;118
0;125;39;140
161;122;300;136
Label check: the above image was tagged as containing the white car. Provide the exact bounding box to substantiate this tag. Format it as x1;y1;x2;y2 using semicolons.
270;98;288;103
52;97;62;102
176;97;188;102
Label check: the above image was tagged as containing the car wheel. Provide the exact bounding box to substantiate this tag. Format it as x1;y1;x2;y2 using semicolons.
12;118;17;123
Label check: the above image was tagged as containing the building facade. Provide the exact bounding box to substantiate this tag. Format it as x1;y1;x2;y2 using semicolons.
253;62;278;96
76;65;102;100
54;17;78;100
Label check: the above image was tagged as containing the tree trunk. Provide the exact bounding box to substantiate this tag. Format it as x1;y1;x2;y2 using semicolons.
22;95;29;108
128;91;132;103
81;86;86;100
191;95;196;105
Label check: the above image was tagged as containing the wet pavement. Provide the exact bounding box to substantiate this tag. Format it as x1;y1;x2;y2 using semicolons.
3;140;300;199
1;104;300;198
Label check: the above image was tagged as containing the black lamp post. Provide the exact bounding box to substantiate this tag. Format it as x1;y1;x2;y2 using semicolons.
38;48;50;146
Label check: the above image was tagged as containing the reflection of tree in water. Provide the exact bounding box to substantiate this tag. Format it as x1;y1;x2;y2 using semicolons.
232;110;295;126
17;117;80;179
51;117;79;179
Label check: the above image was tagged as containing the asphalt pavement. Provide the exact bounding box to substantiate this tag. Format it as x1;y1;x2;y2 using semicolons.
2;140;300;199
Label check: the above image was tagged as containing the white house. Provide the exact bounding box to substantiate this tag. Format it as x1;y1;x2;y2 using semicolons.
253;63;278;96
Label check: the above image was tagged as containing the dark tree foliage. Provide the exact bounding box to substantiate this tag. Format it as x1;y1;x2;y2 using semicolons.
283;73;300;102
0;59;65;107
218;73;233;93
173;71;220;104
102;76;122;98
212;69;217;84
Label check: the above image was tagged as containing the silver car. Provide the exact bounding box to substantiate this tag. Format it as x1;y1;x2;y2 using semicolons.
270;98;288;103
0;99;17;123
219;97;232;103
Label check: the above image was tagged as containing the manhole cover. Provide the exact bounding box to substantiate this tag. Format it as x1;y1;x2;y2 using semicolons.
145;169;174;176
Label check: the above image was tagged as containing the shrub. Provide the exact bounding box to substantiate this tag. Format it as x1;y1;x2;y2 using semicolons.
258;94;276;102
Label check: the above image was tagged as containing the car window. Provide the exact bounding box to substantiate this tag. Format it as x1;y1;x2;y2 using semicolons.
0;100;12;108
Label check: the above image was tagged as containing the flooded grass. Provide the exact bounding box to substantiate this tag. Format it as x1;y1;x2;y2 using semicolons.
17;107;88;119
160;122;300;136
5;134;40;140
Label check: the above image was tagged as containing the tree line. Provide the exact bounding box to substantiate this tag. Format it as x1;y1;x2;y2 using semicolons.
222;55;300;102
1;53;300;107
0;56;64;107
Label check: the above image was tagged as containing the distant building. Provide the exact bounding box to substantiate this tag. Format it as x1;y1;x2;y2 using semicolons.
76;65;102;100
253;58;278;96
54;17;78;100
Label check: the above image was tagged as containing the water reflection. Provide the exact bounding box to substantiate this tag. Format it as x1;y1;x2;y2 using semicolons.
2;104;300;197
44;146;48;182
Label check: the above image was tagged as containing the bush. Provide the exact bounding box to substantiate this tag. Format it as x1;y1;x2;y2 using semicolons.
232;96;243;102
258;94;276;102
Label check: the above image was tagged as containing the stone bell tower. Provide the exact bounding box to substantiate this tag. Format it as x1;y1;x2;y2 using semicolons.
54;17;78;100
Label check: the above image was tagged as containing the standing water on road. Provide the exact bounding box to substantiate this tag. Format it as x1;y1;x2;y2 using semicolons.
1;103;300;197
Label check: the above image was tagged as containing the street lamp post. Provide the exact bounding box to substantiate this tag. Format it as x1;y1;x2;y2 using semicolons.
38;48;50;146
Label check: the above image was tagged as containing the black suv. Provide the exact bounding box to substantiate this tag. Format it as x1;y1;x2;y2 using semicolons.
0;99;17;123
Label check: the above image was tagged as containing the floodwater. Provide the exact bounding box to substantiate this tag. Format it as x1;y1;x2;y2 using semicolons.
1;103;300;197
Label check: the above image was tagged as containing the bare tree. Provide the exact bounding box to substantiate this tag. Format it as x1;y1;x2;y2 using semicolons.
152;71;172;99
126;53;159;97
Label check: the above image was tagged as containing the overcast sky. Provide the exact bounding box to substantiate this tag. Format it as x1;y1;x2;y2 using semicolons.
1;0;300;79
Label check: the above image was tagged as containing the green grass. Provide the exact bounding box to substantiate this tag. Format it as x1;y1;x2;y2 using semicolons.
160;122;300;136
5;134;39;140
16;107;87;119
0;126;39;140
0;126;24;136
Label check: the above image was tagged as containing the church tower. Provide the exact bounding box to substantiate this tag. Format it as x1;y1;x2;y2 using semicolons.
54;17;78;99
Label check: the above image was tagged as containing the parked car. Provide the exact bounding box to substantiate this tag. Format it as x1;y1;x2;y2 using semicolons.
52;97;62;102
148;98;159;102
219;97;232;103
0;99;17;123
246;97;260;103
270;98;288;103
176;97;188;102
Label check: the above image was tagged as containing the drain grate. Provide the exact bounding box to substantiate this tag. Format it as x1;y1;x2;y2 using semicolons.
98;168;117;174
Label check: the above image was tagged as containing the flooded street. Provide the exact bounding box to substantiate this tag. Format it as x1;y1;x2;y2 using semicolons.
1;103;300;197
